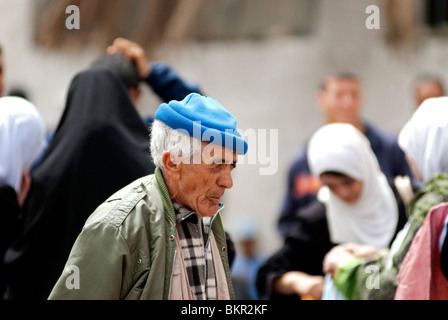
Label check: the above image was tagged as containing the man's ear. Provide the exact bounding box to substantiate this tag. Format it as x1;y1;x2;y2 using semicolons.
162;151;182;180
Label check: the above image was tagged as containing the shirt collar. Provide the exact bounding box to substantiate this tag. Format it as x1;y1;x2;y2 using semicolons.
173;202;224;224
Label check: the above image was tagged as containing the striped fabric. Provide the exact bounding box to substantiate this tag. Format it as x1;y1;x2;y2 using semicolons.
174;202;217;300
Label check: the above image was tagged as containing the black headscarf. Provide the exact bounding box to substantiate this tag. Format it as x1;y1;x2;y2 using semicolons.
4;67;155;300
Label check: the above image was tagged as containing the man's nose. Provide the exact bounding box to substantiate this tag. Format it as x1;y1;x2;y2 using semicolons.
341;93;357;109
218;165;234;189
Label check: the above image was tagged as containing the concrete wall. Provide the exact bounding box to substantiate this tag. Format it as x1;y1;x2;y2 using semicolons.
2;0;448;256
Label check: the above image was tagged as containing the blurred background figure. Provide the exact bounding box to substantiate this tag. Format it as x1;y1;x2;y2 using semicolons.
277;72;414;238
231;217;265;300
0;97;47;299
307;123;403;300
308;123;403;250
258;122;406;301
413;73;445;108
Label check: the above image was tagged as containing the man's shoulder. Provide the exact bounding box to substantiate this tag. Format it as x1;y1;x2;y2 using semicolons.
364;122;404;157
365;122;398;145
84;174;162;229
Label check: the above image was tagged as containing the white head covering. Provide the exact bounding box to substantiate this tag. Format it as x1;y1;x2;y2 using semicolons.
0;96;47;193
307;123;398;248
398;97;448;182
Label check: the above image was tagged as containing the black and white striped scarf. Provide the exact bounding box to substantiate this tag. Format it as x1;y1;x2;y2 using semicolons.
173;202;218;300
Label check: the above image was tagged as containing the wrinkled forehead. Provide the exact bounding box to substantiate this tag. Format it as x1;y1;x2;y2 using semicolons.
201;141;237;164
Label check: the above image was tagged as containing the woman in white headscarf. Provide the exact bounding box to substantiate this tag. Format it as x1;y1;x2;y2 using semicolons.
0;96;47;297
307;123;399;249
306;123;401;299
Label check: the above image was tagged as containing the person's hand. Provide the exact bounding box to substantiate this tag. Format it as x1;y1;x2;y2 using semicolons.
323;243;383;275
274;271;324;300
107;37;151;79
342;243;383;260
294;273;324;300
323;245;357;276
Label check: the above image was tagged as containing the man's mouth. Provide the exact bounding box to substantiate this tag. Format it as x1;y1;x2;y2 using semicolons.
209;195;223;202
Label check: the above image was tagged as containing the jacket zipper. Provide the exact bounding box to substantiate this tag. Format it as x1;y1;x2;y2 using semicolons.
167;249;177;299
202;213;218;294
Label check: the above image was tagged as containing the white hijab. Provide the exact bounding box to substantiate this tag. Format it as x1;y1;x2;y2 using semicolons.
307;123;398;248
0;96;47;193
398;97;448;183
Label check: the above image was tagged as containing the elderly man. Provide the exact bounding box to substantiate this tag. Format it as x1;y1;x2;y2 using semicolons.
48;92;247;300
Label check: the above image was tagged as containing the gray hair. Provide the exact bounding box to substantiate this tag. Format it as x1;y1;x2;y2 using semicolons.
150;119;203;170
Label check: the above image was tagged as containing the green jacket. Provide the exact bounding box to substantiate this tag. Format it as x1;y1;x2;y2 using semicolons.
48;168;235;300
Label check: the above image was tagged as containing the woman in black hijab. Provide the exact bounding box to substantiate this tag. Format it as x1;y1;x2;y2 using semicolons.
4;67;155;300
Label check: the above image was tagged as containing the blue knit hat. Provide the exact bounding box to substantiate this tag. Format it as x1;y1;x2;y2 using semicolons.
154;93;248;155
